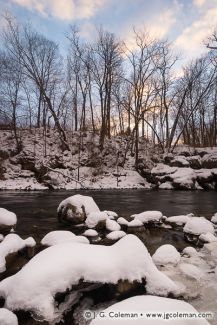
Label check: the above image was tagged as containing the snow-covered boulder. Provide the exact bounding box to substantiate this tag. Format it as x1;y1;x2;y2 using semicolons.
130;211;163;226
106;219;121;232
90;295;209;325
199;233;217;244
183;217;214;244
85;211;108;229
152;244;181;266
159;181;174;189
201;153;217;169
0;235;181;322
0;308;18;325
182;247;198;257
106;231;126;241
0;234;36;272
211;213;217;225
151;163;177;176
171;168;196;189
0;208;17;233
103;211;118;219
165;214;194;228
170;156;190;167
41;231;89;246
57;195;100;224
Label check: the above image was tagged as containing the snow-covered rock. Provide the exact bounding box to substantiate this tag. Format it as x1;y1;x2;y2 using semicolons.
170;156;190;167
85;211;108;229
57;195;100;224
0;235;181;322
130;211;163;225
103;211;118;219
41;231;89;246
83;229;99;237
106;231;126;240
0;234;36;272
199;233;217;243
127;219;143;227
106;219;121;232
184;217;214;236
166;214;193;227
159;181;174;189
0;308;18;325
117;217;128;226
182;247;198;257
90;295;209;325
211;213;217;224
152;244;181;266
0;208;17;231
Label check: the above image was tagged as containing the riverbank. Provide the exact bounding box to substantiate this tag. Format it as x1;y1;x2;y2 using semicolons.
1;129;217;190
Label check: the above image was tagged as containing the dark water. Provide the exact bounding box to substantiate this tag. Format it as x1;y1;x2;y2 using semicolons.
0;189;217;253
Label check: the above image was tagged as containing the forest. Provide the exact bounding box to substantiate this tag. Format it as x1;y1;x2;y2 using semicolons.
0;14;217;171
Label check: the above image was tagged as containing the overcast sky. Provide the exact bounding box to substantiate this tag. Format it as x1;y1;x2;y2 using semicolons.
0;0;217;63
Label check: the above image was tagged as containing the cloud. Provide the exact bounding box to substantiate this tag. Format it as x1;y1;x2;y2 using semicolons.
123;3;180;51
175;2;217;59
10;0;105;20
193;0;207;8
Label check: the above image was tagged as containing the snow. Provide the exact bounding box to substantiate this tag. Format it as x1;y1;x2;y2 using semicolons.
0;308;18;325
83;229;98;237
106;231;126;240
0;178;48;190
130;211;163;224
127;219;143;227
151;163;178;175
183;217;214;236
199;233;217;243
41;231;89;246
106;219;121;231
171;168;196;188
0;235;181;322
103;211;118;218
152;244;181;266
90;295;209;325
117;217;128;226
182;247;198;257
159;181;174;189
0;208;17;227
85;212;108;228
211;213;217;224
0;234;36;272
166;214;193;227
58;194;100;218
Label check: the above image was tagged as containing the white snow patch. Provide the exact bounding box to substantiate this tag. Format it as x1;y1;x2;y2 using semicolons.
130;211;163;224
0;308;18;325
159;182;174;189
152;244;181;266
117;217;128;226
106;231;126;240
199;233;217;243
106;219;121;232
182;247;198;257
83;229;98;237
85;212;108;228
184;217;214;236
58;195;100;218
0;208;17;227
166;214;193;227
211;213;217;224
41;231;89;246
179;263;204;280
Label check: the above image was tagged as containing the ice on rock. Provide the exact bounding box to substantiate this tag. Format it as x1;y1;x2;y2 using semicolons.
184;217;214;236
106;219;121;231
0;208;17;227
0;234;36;272
41;231;89;246
106;231;126;240
130;211;163;224
152;244;181;266
0;308;18;325
199;232;217;243
90;295;210;325
0;235;181;322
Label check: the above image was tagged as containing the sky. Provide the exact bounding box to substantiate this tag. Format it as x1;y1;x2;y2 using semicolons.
0;0;217;64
